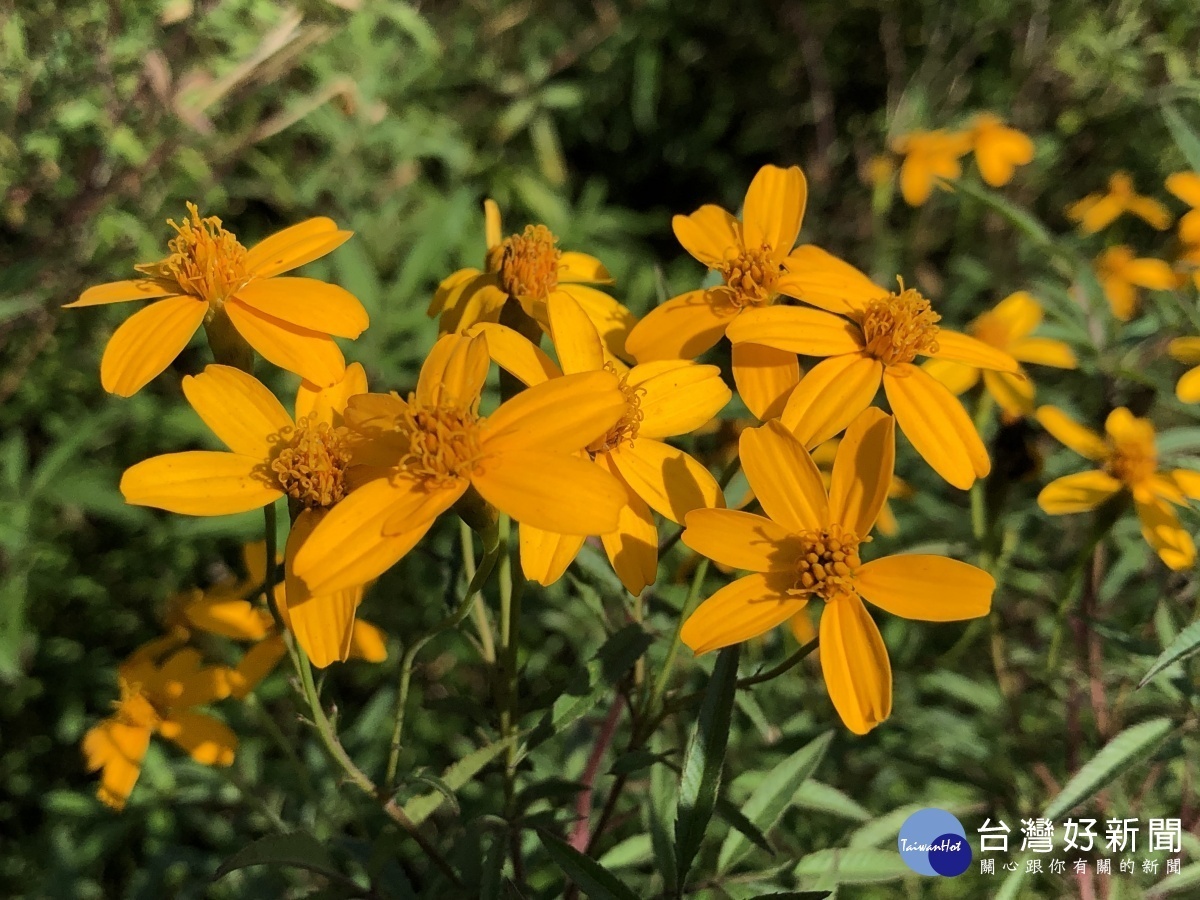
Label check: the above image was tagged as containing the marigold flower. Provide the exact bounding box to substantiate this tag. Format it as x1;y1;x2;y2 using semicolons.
472;294;730;593
680;411;994;734
428;199;635;361
889;129;973;206
83;636;236;809
968;114;1035;188
726;261;1020;489
66;205;365;396
292;332;630;596
1169;337;1200;403
1036;406;1200;570
1094;246;1176;321
924;291;1077;419
1066;172;1172;234
1165;172;1200;246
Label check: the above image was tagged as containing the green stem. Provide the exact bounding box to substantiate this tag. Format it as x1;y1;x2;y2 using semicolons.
646;557;710;716
463;519;496;664
660;638;819;719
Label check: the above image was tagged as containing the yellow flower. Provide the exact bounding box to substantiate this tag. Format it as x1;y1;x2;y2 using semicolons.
810;438;910;536
1169;337;1200;403
923;291;1077;419
472;294;730;593
292;332;631;596
428;199;635;361
1165;172;1200;246
864;154;896;189
1094;246;1177;321
725;262;1020;489
968;114;1034;187
66;205;366;396
1036;406;1200;570
82;635;236;809
680;411;994;734
1066;172;1172;234
889;129;973;206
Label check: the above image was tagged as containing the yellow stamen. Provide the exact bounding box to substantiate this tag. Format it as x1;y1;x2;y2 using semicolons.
718;245;778;307
1105;439;1156;487
271;415;353;508
395;395;485;489
588;363;646;455
793;524;866;600
488;225;562;301
135;202;251;312
860;282;941;366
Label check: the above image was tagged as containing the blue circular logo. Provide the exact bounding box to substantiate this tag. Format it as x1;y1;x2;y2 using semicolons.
898;808;972;877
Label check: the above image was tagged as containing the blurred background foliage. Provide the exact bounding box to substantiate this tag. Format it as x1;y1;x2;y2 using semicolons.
3;0;1200;897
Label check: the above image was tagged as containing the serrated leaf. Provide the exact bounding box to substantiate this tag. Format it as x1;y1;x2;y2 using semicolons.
402;735;515;826
1140;619;1200;688
213;832;343;883
1162;103;1200;172
794;848;910;884
538;831;640;900
675;645;740;888
1043;718;1173;819
718;732;833;872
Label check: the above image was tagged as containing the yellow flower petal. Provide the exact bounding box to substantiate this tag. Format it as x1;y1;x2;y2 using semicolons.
725;305;864;357
428;267;481;318
1126;196;1173;231
681;572;806;654
245;217;351;278
739;420;829;532
416;332;490;408
180;591;273;642
159;711;237;766
828;407;895;537
672;205;741;267
558;251;613;284
83;719;150;810
988;291;1043;341
1104;407;1155;448
440;279;508;334
471;323;562;387
922;357;980;395
224;299;346;387
732;342;800;421
1170;468;1200;501
854;555;993;620
181;365;293;459
624;289;736;363
609;438;723;524
556;285;638;362
481;370;625;455
66;278;178;308
520;524;586;587
1135;493;1196;571
632;360;731;439
682;507;796;572
348;620;388;662
1008;337;1077;369
547;292;606;374
1123;257;1177;289
899;154;935;206
983;369;1035;419
284;508;363;668
295;362;369;425
227;635;288;699
973;121;1034;187
121;451;281;515
1178;366;1200;403
929;330;1020;373
1037;470;1122;514
778;245;884;314
233;278;369;339
472;450;624;535
1168;337;1200;365
597;456;659;595
100;295;206;397
883;364;989;489
819;593;892;735
779;353;883;449
1035;406;1109;460
742;164;807;263
1070;192;1123;234
1166;172;1200;207
484;199;503;250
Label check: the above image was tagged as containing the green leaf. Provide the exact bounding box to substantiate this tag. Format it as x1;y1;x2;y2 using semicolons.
1140;619;1200;688
714;796;772;856
545;624;651;735
402;735;515;826
718;732;833;872
795;779;871;823
1043;717;1173;819
674;645;740;887
1148;861;1200;897
213;832;344;883
746;894;832;900
648;731;677;894
1162;103;1200;172
793;847;910;884
538;831;640;900
848;802;974;848
993;855;1031;900
597;834;652;871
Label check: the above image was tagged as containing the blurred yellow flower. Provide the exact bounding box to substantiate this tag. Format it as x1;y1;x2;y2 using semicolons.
66;205;365;396
889;129;973;206
292;333;630;595
969;114;1034;187
1066;172;1172;234
864;154;896;189
1169;337;1200;403
680;411;994;734
1037;406;1200;570
1165;172;1200;245
924;291;1077;419
473;294;730;593
726;261;1020;489
83;636;236;810
428;199;635;361
1094;246;1176;321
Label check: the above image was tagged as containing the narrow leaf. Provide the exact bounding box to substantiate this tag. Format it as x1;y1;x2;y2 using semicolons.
213;832;342;882
403;735;515;826
1148;861;1200;897
538;831;640;900
793;847;910;884
1140;619;1200;688
1162;103;1200;172
1043;717;1173;819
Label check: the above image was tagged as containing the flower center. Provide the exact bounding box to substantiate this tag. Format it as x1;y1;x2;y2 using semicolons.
860;284;941;366
793;525;865;601
488;225;562;301
718;245;779;307
271;415;353;509
113;679;162;729
396;395;485;488
135;202;251;311
587;364;646;455
1105;440;1156;487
